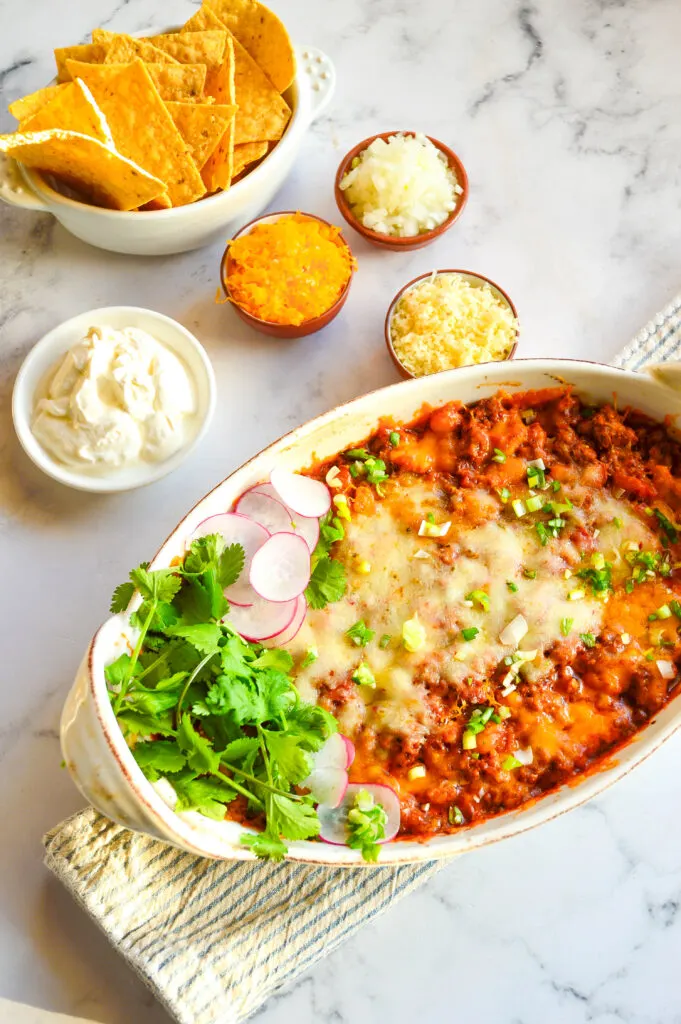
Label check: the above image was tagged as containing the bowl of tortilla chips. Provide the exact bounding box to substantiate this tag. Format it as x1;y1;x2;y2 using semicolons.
0;1;335;255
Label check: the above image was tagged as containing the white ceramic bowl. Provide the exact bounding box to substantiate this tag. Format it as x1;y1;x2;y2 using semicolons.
12;306;216;492
61;357;681;863
0;47;335;255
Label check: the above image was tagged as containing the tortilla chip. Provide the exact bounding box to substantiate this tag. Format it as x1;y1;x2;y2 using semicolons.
0;129;166;210
166;101;237;170
203;0;295;93
198;36;235;190
65;59;207;103
92;30;179;66
20;80;112;145
231;32;290;144
140;194;173;210
9;84;67;122
231;140;267;177
54;43;106;83
66;59;205;206
146;30;227;68
184;5;226;33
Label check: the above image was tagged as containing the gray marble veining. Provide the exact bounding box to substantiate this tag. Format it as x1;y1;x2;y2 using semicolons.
1;0;680;1020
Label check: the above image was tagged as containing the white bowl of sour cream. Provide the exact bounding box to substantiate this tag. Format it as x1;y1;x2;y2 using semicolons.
12;306;216;492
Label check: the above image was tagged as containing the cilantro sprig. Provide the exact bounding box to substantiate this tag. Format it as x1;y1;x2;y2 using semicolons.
305;510;347;610
346;789;387;862
108;533;338;860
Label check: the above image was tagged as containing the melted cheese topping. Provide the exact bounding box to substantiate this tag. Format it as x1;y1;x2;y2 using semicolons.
288;477;661;743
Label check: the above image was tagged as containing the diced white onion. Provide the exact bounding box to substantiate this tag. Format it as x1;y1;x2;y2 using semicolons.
325;466;342;489
528;458;545;471
418;519;452;538
515;747;534;766
656;659;676;680
499;614;528;647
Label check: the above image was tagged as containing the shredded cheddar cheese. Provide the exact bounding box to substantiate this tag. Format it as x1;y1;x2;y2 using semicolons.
226;213;356;326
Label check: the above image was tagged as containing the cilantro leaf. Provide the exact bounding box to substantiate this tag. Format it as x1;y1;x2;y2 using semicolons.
260;670;297;721
265;731;312;786
117;711;175;738
285;702;338;751
110;581;135;614
172;773;237;820
104;653;135;690
218;544;245;589
177;716;221;775
221;736;261;762
220;634;255;677
251;649;294;673
241;828;288;861
165;622;223;656
133;740;187;780
306;557;346;610
269;794;320;841
205;675;265;722
130;566;182;604
346;790;387;862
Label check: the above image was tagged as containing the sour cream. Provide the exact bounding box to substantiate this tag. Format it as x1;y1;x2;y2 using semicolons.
31;324;197;471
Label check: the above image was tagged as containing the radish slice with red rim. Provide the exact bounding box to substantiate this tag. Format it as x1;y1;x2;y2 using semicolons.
261;594;307;648
342;735;356;769
318;783;401;846
224;594;297;642
249;532;311;603
309;733;352;774
237;484;321;553
191;512;268;605
303;767;348;809
270;467;331;519
235;487;294;535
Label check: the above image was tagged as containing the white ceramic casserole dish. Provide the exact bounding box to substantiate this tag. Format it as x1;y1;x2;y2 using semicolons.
61;358;681;864
0;47;334;255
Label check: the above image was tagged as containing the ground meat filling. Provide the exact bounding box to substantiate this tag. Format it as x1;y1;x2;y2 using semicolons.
294;388;681;840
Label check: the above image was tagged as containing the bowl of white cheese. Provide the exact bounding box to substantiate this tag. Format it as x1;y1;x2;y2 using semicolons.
12;306;216;492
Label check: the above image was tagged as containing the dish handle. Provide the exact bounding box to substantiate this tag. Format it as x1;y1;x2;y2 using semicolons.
297;46;336;124
0;154;49;212
644;361;681;390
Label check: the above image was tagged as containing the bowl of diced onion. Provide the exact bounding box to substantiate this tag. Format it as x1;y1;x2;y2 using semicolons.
385;269;519;378
334;131;469;250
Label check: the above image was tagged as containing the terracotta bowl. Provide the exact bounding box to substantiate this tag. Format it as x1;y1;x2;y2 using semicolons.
219;211;355;339
334;131;469;251
385;269;519;379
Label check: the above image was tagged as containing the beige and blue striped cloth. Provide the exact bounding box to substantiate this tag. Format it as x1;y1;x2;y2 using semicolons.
44;291;681;1024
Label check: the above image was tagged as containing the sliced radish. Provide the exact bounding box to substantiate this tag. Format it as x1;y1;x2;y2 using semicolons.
192;513;268;605
310;733;351;773
342;735;356;769
250;532;311;603
236;487;294;534
224;594;296;642
318;783;401;846
237;484;321;552
270;467;331;518
303;767;348;808
262;594;307;648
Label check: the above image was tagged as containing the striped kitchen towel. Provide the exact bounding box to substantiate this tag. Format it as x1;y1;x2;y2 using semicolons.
44;291;681;1024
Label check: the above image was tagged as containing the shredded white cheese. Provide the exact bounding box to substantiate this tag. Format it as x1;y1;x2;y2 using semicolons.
390;273;517;377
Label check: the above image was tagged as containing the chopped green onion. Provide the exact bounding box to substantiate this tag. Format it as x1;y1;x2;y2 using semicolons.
402;614;427;652
506;580;519;593
426;512;435;524
560;617;573;637
523;568;537;580
613;517;622;529
551;480;561;493
580;632;597;648
349;462;361;479
389;431;399;447
671;600;681;619
502;755;522;771
656;604;672;620
568;588;586;601
462;731;477;750
512;499;527;518
346;448;369;459
498;487;511;504
526;495;543;513
352;662;376;687
379;633;392;649
301;647;318;668
461;627;479;642
498;706;512;720
654;508;679;543
448;805;464;826
591;552;606;570
346;620;375;647
536;523;549;546
492;449;507;463
465;589;490;612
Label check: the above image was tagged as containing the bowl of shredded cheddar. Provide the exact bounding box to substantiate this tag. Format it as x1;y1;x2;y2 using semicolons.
220;211;357;338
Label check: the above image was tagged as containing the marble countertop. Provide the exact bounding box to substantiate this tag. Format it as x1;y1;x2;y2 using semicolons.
1;0;681;1020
